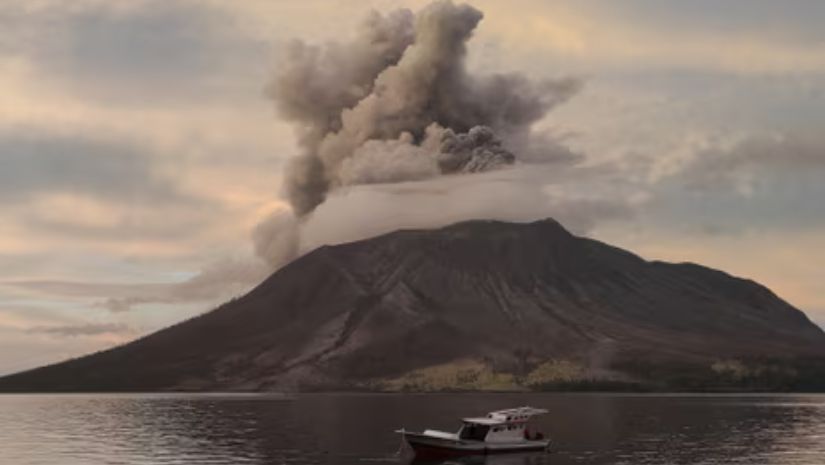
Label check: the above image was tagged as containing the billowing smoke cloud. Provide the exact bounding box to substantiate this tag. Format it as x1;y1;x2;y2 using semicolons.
256;0;584;268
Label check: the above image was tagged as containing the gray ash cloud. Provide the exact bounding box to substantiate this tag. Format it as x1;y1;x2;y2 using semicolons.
269;0;579;215
257;0;583;268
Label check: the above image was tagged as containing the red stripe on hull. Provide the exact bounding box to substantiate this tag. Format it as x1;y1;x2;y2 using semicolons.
410;443;486;459
409;442;547;459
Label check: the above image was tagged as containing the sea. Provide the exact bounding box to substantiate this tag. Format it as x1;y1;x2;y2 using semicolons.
0;392;823;464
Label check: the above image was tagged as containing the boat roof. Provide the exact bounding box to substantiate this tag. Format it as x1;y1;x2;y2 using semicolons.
462;406;548;425
462;417;507;425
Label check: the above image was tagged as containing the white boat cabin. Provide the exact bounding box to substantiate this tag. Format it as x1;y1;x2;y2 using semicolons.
456;407;548;443
398;405;551;457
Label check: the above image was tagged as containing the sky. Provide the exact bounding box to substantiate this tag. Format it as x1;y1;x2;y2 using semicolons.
1;0;824;375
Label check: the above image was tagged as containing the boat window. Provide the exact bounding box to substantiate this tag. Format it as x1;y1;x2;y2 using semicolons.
459;423;491;441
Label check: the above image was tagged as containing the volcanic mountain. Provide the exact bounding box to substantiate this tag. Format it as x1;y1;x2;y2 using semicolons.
1;219;824;392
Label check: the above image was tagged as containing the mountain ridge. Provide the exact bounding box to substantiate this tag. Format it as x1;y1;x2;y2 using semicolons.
1;218;823;392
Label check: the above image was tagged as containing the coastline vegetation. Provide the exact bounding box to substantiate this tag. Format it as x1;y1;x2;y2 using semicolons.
373;357;825;393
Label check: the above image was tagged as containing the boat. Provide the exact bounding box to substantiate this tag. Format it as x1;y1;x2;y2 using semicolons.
396;406;551;458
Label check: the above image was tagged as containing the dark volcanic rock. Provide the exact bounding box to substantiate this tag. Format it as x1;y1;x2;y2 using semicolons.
1;218;823;391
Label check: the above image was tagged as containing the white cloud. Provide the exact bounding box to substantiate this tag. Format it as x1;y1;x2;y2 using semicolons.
299;164;637;253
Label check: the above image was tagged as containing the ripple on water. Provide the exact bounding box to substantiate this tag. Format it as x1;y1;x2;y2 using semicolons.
0;393;824;465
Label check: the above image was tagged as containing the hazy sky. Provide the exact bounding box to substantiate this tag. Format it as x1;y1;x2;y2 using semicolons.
2;0;824;375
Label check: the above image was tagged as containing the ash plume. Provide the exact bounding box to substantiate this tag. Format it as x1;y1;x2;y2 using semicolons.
257;0;583;268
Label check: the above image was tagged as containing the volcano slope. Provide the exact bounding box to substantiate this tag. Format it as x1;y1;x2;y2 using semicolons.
2;219;824;392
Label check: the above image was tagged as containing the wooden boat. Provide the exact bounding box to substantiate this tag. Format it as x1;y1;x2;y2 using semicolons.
396;406;550;458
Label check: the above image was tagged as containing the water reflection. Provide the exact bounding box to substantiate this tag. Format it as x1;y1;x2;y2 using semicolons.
0;393;823;465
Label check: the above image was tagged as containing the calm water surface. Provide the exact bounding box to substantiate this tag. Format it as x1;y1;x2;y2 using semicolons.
1;393;824;465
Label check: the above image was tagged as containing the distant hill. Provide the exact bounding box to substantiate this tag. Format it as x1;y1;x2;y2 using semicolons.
2;218;824;392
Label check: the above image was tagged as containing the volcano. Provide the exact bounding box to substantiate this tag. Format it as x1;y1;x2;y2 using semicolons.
1;218;824;392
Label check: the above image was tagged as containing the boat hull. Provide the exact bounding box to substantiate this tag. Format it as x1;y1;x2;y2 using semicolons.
402;432;550;459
